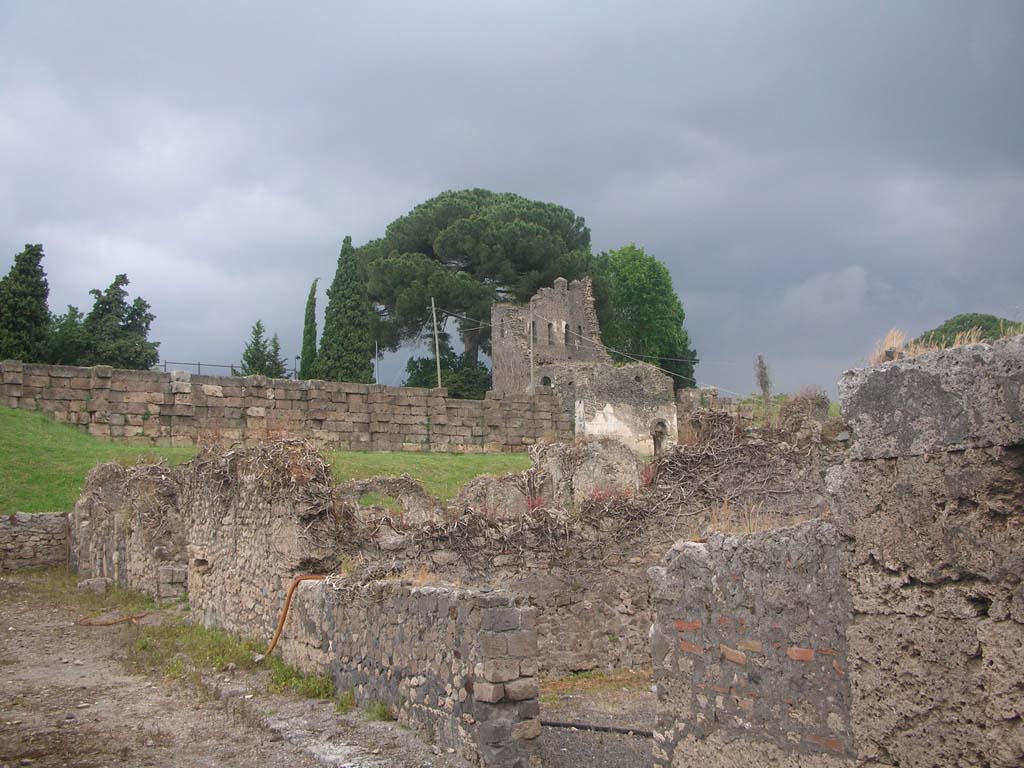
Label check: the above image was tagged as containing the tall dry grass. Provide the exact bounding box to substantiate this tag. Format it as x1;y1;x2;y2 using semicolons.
869;324;1018;365
707;500;815;534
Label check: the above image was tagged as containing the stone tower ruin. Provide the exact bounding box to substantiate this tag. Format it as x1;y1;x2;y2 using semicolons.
491;276;678;454
490;276;611;392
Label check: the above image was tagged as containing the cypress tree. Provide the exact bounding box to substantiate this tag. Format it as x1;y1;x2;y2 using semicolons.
317;236;373;383
299;278;319;379
0;244;51;361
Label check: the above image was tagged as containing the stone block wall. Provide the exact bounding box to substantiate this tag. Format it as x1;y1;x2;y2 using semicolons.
649;521;854;767
828;336;1024;768
281;580;541;768
0;360;571;452
0;512;68;570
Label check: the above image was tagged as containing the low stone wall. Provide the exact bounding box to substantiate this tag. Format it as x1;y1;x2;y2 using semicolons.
649;521;854;767
0;360;571;452
0;512;68;570
282;580;541;768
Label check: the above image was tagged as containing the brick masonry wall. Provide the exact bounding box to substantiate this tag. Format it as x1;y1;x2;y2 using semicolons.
0;360;572;452
0;512;68;570
827;336;1024;768
281;580;541;768
648;520;854;768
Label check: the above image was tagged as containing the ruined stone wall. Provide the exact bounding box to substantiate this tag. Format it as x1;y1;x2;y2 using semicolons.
281;580;541;768
649;521;855;767
67;443;540;767
540;361;678;454
0;512;68;570
649;336;1024;768
0;360;571;452
491;277;611;393
828;337;1024;768
70;463;187;600
183;444;343;638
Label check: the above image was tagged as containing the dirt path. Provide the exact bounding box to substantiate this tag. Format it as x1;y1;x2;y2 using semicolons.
0;573;467;768
1;570;656;768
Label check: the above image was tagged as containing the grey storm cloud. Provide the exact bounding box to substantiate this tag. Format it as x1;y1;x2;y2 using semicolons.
2;0;1022;394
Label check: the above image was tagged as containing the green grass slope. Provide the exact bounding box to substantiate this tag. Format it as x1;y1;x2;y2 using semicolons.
0;406;531;514
0;407;196;514
327;450;531;502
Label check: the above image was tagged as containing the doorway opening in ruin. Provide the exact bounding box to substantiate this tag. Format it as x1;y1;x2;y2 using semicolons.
651;419;668;454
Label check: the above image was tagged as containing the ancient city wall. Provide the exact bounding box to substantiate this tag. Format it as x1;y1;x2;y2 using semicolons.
0;360;571;452
649;521;854;767
0;512;68;570
281;580;541;767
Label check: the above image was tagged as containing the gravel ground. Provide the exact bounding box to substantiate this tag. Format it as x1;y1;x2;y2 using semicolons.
538;672;655;768
539;727;653;768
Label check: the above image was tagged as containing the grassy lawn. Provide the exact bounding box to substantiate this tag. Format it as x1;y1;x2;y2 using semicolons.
0;407;195;514
326;450;530;501
9;566;348;708
1;406;531;514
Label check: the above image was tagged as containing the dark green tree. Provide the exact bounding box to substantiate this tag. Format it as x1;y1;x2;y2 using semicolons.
0;244;51;362
44;306;92;365
402;332;491;399
80;274;160;369
235;320;288;377
317;236;374;383
299;278;319;379
362;189;593;365
591;244;697;389
266;333;288;378
915;313;1024;347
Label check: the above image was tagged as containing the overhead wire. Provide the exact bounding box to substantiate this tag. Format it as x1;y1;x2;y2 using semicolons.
436;304;749;396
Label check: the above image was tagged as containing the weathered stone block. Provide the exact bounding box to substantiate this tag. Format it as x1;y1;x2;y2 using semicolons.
503;677;538;701
841;336;1024;459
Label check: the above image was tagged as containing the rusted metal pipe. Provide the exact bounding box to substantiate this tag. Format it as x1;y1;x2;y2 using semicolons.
540;720;653;738
255;574;326;662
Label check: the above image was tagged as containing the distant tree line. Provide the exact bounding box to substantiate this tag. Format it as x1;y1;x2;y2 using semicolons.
301;189;698;397
0;244;159;369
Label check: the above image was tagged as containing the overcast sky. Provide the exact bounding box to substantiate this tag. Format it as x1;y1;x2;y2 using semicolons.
2;1;1022;395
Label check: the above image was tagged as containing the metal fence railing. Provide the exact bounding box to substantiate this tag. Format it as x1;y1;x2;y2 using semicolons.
153;360;299;378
